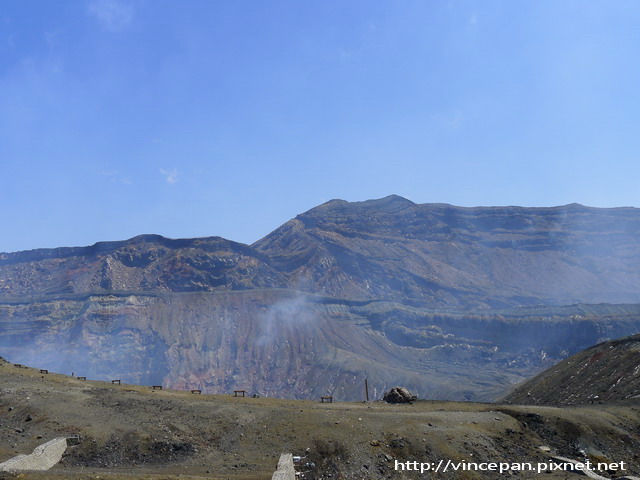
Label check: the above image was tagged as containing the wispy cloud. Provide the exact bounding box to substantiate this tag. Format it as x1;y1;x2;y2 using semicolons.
160;168;179;184
87;0;134;32
99;169;134;185
430;111;465;131
446;112;464;130
44;31;57;50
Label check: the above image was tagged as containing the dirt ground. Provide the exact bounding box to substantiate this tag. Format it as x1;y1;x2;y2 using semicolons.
1;358;639;479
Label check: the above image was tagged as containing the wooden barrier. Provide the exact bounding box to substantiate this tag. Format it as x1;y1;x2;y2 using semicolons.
234;390;246;397
77;376;86;381
191;389;202;394
152;385;163;390
320;396;333;403
40;369;49;374
111;380;121;385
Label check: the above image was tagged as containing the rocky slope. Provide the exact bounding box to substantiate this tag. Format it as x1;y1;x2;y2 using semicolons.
505;333;640;406
2;196;640;401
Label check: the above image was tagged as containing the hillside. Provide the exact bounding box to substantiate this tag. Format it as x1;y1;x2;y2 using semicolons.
2;196;640;401
1;360;640;479
505;334;640;406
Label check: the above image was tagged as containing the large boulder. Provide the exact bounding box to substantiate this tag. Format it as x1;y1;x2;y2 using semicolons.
383;386;417;404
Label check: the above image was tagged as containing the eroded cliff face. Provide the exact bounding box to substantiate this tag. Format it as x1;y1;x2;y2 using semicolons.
3;290;640;401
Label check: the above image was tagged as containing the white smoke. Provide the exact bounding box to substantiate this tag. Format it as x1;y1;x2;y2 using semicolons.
256;291;319;346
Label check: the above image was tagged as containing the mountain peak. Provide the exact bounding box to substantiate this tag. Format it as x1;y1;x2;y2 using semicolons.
305;195;416;216
358;194;416;208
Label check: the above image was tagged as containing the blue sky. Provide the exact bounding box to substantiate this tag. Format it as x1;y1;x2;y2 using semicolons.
1;0;639;253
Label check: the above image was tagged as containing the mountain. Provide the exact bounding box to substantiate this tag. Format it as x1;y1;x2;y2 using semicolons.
504;333;640;406
254;196;640;309
0;234;286;296
4;196;640;308
2;195;640;401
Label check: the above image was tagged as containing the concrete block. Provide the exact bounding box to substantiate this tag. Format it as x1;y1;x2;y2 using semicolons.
272;453;295;480
0;437;67;472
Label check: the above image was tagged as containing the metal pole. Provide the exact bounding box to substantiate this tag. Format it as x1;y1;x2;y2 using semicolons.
365;378;369;402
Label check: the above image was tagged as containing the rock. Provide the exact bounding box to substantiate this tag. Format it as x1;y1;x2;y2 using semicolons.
383;386;417;404
390;438;408;448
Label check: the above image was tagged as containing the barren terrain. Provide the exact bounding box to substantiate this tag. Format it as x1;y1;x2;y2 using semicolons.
1;358;639;479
